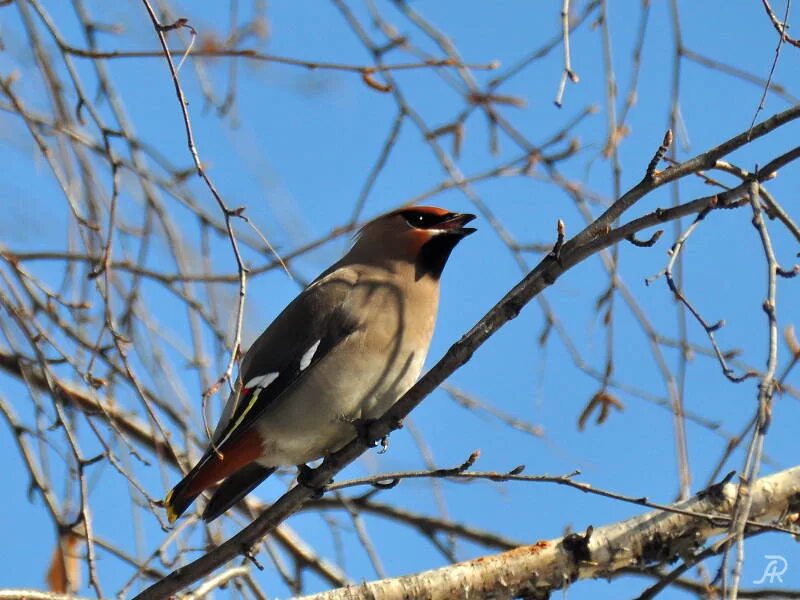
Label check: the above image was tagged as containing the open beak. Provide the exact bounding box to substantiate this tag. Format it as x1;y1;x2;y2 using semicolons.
440;213;477;236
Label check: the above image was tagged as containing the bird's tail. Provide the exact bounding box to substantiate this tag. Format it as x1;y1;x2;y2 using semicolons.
202;463;276;522
164;462;206;524
164;427;266;523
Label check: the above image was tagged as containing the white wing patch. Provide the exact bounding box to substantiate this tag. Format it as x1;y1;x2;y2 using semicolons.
244;372;279;390
299;340;321;371
214;338;318;448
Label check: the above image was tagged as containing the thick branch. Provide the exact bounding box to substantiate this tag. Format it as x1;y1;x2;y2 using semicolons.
300;466;800;600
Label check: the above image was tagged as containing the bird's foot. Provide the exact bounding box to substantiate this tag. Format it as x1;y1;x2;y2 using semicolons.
296;463;328;499
342;417;391;453
354;417;379;447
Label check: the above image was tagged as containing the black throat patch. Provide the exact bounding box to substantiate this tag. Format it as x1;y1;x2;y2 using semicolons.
416;234;462;280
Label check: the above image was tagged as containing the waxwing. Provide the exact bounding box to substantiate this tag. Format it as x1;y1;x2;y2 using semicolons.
165;206;476;522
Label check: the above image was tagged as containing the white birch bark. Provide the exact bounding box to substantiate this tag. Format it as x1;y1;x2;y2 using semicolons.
300;466;800;600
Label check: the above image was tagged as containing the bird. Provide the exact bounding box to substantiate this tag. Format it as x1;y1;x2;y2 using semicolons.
164;206;476;523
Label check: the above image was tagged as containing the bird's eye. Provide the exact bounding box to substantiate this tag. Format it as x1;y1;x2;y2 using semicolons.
402;211;446;229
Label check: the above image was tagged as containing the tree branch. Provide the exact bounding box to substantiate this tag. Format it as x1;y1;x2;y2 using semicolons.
298;466;800;600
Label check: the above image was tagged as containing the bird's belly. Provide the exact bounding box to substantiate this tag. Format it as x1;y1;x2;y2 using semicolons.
254;345;425;466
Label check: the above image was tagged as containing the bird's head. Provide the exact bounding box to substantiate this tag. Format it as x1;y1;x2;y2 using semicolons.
351;206;476;279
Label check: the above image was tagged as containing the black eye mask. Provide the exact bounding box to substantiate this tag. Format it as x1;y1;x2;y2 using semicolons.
401;211;456;229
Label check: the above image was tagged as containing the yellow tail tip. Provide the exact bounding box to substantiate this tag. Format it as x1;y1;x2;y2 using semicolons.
164;489;178;524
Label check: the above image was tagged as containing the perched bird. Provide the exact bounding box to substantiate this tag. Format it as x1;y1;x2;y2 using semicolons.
164;206;476;523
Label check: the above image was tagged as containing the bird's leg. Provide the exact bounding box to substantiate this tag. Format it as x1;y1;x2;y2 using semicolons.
296;463;328;499
339;416;389;452
354;417;380;448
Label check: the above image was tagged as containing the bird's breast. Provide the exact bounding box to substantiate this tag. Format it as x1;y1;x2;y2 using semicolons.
255;273;438;466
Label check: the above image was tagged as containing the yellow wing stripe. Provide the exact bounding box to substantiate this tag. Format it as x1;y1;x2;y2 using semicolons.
217;386;264;449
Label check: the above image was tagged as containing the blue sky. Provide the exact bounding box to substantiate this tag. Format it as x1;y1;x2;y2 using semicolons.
1;1;799;598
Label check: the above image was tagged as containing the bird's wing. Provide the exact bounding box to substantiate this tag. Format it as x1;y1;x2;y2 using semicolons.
211;267;360;448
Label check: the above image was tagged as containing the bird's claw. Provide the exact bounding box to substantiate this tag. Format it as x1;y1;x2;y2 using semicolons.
352;417;391;452
296;464;328;499
353;417;379;447
339;415;396;453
